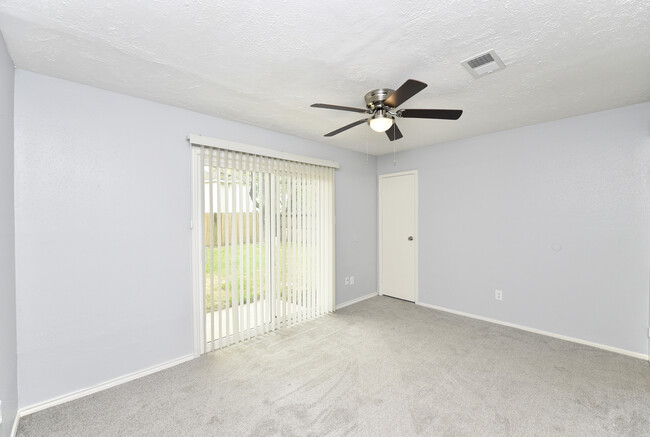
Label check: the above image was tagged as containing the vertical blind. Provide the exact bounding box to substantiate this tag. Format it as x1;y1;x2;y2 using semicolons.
195;145;335;352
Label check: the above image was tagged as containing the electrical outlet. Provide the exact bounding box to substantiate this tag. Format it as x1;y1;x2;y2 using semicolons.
495;289;503;301
345;277;350;285
349;276;355;285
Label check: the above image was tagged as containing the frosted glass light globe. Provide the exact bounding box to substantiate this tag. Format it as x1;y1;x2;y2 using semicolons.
368;114;394;132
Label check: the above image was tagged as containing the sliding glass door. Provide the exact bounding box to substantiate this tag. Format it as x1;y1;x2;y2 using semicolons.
193;146;334;353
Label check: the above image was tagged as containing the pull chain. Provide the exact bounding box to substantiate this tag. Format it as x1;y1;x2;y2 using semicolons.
366;137;369;162
393;124;396;166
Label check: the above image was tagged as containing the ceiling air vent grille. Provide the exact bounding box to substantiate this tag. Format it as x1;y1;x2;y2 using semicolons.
467;53;494;69
462;49;505;78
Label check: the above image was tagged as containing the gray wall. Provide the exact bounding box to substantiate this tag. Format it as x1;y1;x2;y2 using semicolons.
0;32;17;437
378;102;650;356
14;70;377;407
11;65;649;411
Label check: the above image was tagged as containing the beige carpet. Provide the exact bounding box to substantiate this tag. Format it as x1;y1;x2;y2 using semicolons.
18;296;650;436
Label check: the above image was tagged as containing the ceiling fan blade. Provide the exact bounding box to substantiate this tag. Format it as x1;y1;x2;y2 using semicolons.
384;79;428;108
324;119;368;137
311;103;369;114
385;123;403;141
397;109;463;120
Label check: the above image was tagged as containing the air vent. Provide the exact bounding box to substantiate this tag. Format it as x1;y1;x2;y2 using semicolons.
462;49;505;78
467;53;494;69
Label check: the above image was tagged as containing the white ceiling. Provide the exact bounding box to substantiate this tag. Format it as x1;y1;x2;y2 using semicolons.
1;1;649;155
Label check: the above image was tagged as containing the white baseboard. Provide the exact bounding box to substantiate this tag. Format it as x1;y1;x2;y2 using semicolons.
18;354;195;418
336;292;378;310
10;412;20;437
417;301;649;361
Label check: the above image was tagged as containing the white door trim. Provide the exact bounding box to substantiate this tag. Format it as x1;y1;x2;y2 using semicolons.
190;147;205;357
378;170;418;304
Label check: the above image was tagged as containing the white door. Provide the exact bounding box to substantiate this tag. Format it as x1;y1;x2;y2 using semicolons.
379;171;417;302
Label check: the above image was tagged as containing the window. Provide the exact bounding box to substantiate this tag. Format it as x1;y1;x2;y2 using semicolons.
191;138;336;354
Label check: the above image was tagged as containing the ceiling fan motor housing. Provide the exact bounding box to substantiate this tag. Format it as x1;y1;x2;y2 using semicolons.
364;88;394;110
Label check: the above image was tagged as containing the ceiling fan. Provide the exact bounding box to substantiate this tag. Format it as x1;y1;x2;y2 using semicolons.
311;79;462;141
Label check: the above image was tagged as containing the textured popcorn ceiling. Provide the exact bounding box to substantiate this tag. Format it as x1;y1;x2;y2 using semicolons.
1;1;649;155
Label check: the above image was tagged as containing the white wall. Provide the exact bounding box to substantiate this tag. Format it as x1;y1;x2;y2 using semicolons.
378;102;650;356
0;31;17;437
14;70;377;408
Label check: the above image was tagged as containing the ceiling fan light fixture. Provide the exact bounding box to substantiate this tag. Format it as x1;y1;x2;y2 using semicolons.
368;110;394;132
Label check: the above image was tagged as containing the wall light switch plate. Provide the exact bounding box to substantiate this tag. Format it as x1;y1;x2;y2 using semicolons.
345;277;350;285
349;276;355;285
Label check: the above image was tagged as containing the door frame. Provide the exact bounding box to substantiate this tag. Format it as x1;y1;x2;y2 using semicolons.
378;170;419;304
191;147;205;357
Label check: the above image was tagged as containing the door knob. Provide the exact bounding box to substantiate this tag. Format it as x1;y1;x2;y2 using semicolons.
408;236;414;241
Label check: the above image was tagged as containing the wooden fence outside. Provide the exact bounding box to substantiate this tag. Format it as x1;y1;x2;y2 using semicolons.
205;213;261;245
